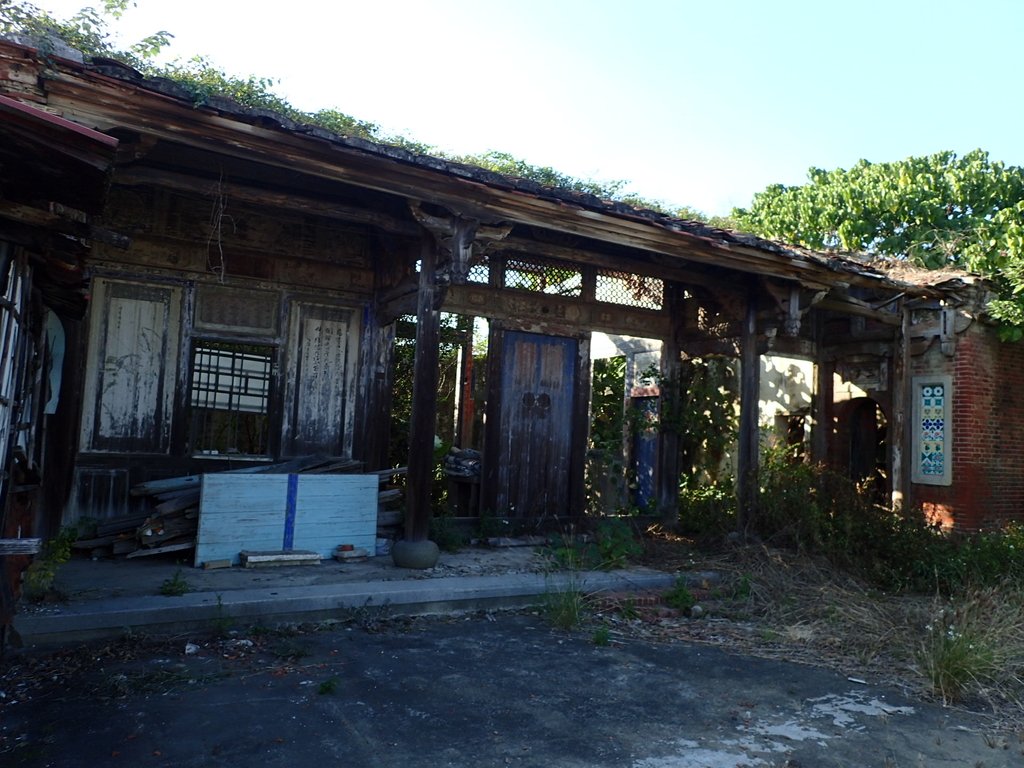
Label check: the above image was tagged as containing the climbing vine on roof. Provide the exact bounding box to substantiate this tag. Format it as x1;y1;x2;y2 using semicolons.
0;1;717;221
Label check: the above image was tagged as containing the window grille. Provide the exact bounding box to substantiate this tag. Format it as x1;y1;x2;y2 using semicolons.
596;270;663;310
467;261;490;284
190;340;273;456
504;257;581;297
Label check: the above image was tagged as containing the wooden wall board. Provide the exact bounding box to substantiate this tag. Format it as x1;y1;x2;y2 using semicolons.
194;473;377;566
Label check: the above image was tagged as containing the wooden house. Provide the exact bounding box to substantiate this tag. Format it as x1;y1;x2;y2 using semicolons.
0;33;1012;596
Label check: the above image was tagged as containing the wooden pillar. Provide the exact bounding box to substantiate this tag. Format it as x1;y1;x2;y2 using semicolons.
891;299;909;510
736;289;760;533
811;312;834;466
656;283;683;527
355;305;395;472
405;238;445;542
455;315;475;448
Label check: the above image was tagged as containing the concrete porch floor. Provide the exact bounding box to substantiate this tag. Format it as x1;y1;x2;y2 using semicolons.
11;544;680;647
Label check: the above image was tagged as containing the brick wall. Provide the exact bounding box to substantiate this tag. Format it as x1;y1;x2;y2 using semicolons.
911;323;1024;530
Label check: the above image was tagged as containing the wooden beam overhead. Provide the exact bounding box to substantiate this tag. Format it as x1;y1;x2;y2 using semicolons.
116;167;422;235
37;72;903;293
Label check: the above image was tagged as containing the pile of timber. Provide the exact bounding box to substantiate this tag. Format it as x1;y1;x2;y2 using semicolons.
73;455;364;560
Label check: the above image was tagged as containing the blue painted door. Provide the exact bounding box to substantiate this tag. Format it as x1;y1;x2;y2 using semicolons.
631;396;659;510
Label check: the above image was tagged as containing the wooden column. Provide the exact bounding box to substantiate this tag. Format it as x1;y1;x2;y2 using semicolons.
736;289;760;534
891;299;909;510
656;283;683;527
405;237;445;542
811;312;834;466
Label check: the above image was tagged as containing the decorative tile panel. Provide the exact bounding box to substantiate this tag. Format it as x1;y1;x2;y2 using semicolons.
912;375;952;486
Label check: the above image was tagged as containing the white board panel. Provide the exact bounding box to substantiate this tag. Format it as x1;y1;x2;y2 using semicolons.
194;473;378;566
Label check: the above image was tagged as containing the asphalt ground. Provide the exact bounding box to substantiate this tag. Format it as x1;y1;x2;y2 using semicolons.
2;611;1020;768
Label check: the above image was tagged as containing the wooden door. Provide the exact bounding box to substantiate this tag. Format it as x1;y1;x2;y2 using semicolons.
80;279;181;453
493;331;578;519
282;303;359;457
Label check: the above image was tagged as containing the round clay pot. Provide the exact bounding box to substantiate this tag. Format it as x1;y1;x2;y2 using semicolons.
391;539;440;569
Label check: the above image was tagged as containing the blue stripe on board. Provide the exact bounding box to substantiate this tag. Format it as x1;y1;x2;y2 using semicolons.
283;473;299;550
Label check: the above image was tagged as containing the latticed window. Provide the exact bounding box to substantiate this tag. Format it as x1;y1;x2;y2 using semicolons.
504;257;582;297
595;269;663;310
466;261;489;284
190;340;273;456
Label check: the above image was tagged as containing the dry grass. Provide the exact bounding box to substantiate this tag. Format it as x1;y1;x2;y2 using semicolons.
633;536;1024;730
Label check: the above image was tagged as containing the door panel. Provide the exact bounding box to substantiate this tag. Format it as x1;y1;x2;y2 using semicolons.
496;331;577;518
80;279;180;453
283;303;358;457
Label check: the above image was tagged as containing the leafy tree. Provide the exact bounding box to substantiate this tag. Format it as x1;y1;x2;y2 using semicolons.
0;0;172;67
733;150;1024;334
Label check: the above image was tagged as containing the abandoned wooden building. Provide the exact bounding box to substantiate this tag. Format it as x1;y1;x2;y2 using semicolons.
0;32;1019;604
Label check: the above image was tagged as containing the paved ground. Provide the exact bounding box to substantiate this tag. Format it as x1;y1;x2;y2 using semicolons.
2;612;1020;767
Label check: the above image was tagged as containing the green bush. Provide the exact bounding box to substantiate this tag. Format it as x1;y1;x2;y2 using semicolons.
663;577;696;611
594;518;642;568
757;446;1024;592
678;481;736;540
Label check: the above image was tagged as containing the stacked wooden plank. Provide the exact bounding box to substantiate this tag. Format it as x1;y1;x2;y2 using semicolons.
73;455;364;560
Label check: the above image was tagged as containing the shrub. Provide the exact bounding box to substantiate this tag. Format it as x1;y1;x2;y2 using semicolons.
663;577;696;611
678;481;736;541
594;518;642;568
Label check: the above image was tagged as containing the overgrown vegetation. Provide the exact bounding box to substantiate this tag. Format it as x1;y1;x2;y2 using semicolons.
668;447;1024;705
158;568;190;596
21;526;76;601
542;575;590;631
0;1;717;220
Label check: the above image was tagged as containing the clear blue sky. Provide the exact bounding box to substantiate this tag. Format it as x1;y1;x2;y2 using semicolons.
32;0;1024;215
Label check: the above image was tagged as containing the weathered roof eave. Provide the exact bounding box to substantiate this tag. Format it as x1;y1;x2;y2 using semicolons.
0;41;961;299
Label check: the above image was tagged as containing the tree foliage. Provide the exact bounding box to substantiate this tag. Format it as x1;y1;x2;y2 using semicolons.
733;150;1024;333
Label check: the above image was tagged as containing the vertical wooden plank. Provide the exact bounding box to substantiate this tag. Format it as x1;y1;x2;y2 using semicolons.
406;237;445;541
736;289;760;533
482;322;506;517
656;282;683;527
355;303;395;471
568;331;591;518
891;300;909;509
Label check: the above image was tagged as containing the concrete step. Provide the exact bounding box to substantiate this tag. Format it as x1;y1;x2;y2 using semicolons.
13;569;678;646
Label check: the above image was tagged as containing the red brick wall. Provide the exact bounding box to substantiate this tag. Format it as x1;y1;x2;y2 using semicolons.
911;324;1024;530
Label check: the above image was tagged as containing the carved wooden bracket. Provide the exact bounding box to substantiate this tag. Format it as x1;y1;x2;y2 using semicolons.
408;202;511;286
764;282;826;337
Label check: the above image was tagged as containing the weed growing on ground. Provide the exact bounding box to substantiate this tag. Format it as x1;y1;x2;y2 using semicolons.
429;513;466;553
318;676;339;695
269;637;310;660
915;583;1024;704
543;575;591;630
209;594;231;638
591;626;611;646
617;598;639;621
663;576;695;611
547;519;643;571
22;526;77;601
159;569;191;596
594;517;643;568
